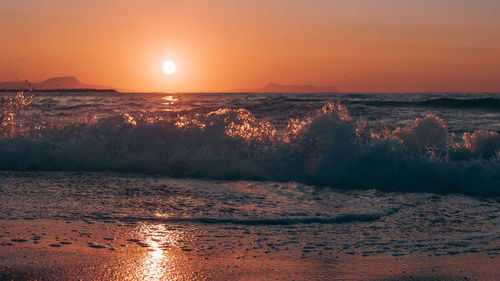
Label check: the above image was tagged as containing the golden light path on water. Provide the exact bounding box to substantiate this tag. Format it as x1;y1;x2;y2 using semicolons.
134;223;184;281
162;95;179;105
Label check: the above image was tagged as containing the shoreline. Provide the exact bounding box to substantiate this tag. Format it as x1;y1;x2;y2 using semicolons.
1;219;497;281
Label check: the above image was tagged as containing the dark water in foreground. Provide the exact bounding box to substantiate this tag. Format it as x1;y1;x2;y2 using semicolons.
0;172;499;280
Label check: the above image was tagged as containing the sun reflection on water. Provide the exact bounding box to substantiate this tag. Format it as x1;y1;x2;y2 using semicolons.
135;223;184;281
162;95;178;105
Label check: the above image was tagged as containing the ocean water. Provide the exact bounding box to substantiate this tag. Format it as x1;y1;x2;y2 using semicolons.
0;91;499;279
1;91;499;195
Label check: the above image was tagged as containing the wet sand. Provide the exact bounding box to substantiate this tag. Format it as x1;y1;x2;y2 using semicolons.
0;219;498;281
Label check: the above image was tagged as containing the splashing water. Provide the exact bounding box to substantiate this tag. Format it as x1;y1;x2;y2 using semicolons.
0;94;499;196
0;92;34;138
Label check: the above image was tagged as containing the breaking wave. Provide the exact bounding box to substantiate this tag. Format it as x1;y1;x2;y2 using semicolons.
1;92;499;196
77;206;400;225
352;97;500;110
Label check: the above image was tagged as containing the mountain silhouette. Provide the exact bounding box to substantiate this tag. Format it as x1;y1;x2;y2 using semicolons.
0;76;113;91
259;82;338;93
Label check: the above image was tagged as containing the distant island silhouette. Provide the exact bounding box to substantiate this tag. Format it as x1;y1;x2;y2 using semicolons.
1;77;338;93
258;82;338;93
0;76;116;92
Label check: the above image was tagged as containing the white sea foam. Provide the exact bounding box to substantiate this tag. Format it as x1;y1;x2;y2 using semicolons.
0;94;499;196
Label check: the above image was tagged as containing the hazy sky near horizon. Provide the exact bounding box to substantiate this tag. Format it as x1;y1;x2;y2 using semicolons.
1;0;499;92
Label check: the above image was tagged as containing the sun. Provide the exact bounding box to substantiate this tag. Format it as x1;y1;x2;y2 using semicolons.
162;60;176;75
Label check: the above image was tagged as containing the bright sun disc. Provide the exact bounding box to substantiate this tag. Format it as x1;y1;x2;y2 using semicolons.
162;60;176;75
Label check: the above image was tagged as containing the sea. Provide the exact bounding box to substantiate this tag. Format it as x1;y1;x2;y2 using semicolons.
0;91;499;279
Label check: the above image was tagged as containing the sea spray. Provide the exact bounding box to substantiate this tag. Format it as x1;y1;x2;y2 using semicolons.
0;95;499;196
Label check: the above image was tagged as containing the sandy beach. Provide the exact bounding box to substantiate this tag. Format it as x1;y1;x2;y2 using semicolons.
1;219;498;281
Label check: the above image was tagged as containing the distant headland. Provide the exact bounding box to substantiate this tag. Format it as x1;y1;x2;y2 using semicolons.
0;76;116;92
257;82;338;93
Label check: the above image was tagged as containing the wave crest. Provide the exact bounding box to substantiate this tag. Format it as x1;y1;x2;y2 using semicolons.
0;98;499;196
356;97;500;110
0;92;34;137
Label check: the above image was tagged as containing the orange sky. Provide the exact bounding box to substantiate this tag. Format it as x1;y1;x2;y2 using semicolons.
1;0;499;92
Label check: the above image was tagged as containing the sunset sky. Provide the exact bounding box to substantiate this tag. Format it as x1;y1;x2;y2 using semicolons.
1;0;499;92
